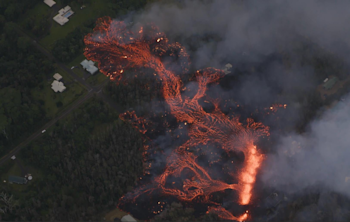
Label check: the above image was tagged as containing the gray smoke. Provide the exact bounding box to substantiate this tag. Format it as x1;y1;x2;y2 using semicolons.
118;0;350;219
262;96;350;195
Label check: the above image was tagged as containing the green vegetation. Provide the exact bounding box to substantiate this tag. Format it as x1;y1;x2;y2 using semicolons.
31;67;86;118
0;98;144;221
68;53;87;67
0;25;54;156
73;67;86;78
0;0;41;22
51;25;92;62
40;0;111;50
87;72;108;86
0;157;42;194
19;3;51;38
104;75;162;114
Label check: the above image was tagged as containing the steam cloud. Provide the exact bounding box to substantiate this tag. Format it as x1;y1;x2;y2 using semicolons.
118;0;350;219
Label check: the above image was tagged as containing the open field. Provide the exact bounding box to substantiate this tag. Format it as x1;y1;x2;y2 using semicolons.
68;54;87;68
0;157;42;193
31;67;86;118
40;0;111;50
87;72;108;86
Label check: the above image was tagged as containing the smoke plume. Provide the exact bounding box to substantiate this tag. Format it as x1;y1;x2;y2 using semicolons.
109;0;350;220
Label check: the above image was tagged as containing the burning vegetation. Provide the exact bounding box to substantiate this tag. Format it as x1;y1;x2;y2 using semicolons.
84;17;286;221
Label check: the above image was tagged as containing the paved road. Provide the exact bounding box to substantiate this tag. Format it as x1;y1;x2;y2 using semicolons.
12;23;92;91
1;25;125;164
0;91;94;165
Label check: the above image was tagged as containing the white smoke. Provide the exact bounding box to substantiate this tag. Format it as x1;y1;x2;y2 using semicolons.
262;96;350;196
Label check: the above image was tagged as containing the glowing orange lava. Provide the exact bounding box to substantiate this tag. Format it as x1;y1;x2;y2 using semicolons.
84;16;270;221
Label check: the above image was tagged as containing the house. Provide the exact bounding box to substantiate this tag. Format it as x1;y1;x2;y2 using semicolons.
8;176;27;185
51;80;66;93
80;59;98;75
53;73;63;81
323;76;339;90
121;215;137;222
43;0;56;7
53;5;74;26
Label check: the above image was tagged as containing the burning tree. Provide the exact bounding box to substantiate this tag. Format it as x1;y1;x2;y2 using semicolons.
84;16;274;221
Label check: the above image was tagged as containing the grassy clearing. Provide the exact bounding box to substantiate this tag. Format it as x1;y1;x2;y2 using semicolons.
68;54;88;78
87;72;108;86
72;68;85;78
68;54;86;68
0;159;17;182
40;0;111;50
0;157;43;193
32;67;86;118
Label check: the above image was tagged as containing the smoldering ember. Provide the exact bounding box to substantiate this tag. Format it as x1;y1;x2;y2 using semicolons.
2;0;350;222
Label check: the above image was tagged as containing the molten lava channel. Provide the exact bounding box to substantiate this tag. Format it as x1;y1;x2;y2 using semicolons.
84;16;269;221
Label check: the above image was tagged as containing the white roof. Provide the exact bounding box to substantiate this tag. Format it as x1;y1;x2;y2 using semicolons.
121;215;137;222
11;155;16;160
53;73;62;81
51;80;66;92
44;0;56;7
28;176;33;180
80;59;99;75
59;6;71;15
54;6;74;25
53;14;69;26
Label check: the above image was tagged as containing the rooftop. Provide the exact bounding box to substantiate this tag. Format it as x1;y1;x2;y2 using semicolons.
51;80;66;93
53;14;69;26
53;73;62;81
43;0;56;7
53;5;74;26
80;59;98;75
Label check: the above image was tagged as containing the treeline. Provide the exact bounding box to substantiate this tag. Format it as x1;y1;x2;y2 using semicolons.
22;12;51;38
52;20;95;63
0;0;40;22
104;74;162;115
0;25;54;156
1;98;144;221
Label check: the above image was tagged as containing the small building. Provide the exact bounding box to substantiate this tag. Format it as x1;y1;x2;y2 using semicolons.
8;176;27;185
223;63;233;74
323;76;339;90
53;14;69;26
80;59;98;75
53;5;74;26
51;80;66;93
121;215;137;222
53;73;63;81
43;0;56;7
25;174;33;181
11;155;16;160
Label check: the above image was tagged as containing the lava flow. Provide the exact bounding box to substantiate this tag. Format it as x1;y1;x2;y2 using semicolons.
84;16;270;221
